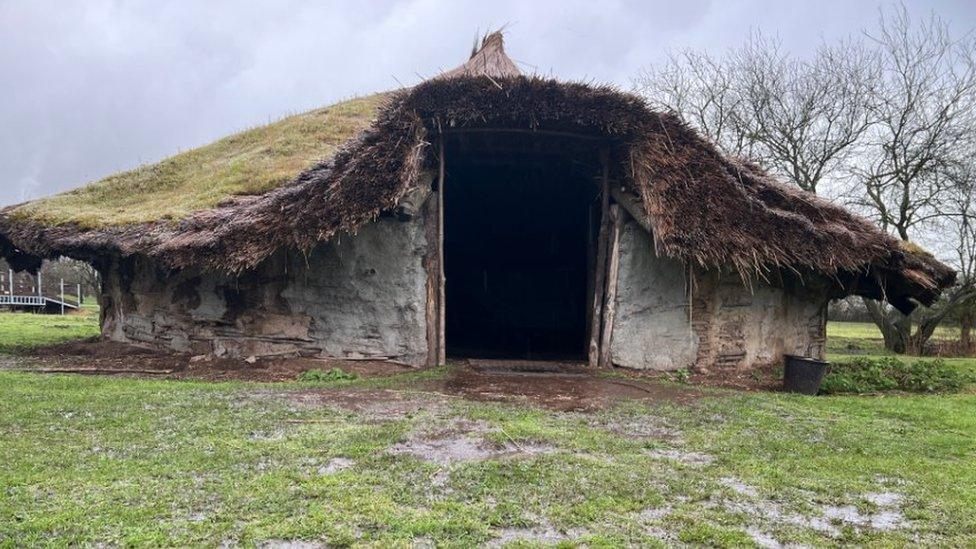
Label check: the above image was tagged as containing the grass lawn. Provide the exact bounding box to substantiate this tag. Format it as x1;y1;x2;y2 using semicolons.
0;306;100;354
0;315;974;546
0;371;973;546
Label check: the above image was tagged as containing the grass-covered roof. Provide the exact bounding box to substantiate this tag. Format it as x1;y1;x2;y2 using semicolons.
9;93;388;228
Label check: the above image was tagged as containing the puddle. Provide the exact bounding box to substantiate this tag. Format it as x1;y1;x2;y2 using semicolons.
604;415;683;440
720;477;758;497
866;491;903;507
317;457;355;475
724;486;909;542
257;541;324;549
389;421;555;465
645;448;714;466
248;429;286;442
637;506;672;521
390;432;554;465
486;526;588;548
746;527;784;549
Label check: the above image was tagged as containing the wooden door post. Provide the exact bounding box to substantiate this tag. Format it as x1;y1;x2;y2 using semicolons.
437;135;447;365
587;147;611;367
599;204;623;369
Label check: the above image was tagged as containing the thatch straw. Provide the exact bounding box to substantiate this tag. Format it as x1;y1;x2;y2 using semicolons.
0;32;955;313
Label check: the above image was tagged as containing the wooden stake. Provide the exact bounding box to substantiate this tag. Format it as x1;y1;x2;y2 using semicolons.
437;135;447;365
588;147;611;368
25;367;174;375
424;173;440;368
599;204;623;369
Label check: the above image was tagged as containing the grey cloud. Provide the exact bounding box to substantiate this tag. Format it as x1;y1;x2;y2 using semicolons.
1;0;974;206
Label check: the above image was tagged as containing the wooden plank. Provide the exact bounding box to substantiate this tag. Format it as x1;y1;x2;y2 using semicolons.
24;368;174;375
437;135;447;365
584;203;597;347
599;204;623;369
423;175;440;367
587;148;611;368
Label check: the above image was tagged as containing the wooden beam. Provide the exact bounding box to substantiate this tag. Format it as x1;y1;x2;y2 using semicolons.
23;367;175;375
588;148;611;368
599;204;623;369
441;127;607;141
609;186;652;234
395;182;432;220
437;135;447;365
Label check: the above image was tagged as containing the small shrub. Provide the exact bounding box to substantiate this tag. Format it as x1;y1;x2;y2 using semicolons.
821;357;971;394
672;368;691;383
298;367;358;382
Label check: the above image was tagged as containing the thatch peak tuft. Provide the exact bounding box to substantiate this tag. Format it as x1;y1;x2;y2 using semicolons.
437;31;522;80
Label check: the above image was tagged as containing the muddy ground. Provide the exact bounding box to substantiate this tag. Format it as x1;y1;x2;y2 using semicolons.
4;340;729;411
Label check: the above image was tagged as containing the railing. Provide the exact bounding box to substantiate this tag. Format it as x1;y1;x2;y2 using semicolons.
0;295;79;309
0;295;47;307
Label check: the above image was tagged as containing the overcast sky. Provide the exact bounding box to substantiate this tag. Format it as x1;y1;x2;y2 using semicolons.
2;0;975;207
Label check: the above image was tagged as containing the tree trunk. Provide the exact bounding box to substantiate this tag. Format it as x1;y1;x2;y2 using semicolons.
907;288;976;355
863;298;909;353
961;309;973;352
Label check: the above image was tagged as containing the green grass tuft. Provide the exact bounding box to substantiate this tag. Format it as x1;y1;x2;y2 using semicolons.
297;367;358;382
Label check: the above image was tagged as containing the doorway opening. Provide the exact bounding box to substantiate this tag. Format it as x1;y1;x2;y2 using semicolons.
443;131;601;360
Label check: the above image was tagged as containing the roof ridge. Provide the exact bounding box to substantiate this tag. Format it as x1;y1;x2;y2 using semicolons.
436;30;522;80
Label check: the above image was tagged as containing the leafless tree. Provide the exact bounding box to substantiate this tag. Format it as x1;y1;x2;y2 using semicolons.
634;32;875;194
851;6;976;240
733;34;877;194
938;163;976;350
40;258;101;303
854;7;976;353
635;48;756;158
637;5;976;355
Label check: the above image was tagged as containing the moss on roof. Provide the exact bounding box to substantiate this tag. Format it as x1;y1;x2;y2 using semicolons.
10;93;388;228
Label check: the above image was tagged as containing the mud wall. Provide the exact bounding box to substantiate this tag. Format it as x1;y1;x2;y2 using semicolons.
99;208;431;365
610;218;827;371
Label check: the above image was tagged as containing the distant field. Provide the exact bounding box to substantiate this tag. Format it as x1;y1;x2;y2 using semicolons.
827;321;961;355
826;320;976;376
0;305;100;354
828;321;960;341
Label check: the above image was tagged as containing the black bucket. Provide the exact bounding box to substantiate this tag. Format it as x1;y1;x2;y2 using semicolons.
783;355;829;395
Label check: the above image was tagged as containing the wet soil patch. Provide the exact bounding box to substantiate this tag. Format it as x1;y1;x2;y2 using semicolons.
273;388;454;421
431;366;703;411
9;341;705;412
9;340;411;382
388;420;555;465
715;477;910;542
688;362;785;392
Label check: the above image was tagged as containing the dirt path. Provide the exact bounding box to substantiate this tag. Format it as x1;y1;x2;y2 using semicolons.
435;363;703;410
3;341;706;411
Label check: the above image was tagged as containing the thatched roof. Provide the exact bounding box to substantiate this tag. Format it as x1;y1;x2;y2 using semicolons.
0;32;955;312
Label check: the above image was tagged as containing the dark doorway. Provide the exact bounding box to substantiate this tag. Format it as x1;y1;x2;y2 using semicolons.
443;133;600;360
